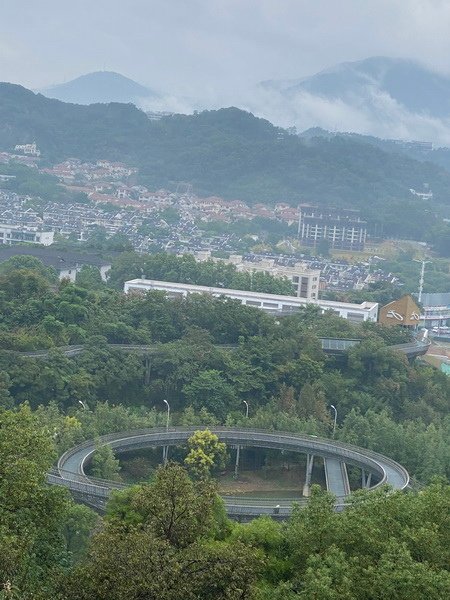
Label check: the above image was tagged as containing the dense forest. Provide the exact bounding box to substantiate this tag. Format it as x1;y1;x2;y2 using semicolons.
1;254;450;597
1;83;450;229
0;254;449;482
3;412;450;599
301;126;450;177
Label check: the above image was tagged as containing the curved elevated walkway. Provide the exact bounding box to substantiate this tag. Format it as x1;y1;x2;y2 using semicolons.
50;426;409;519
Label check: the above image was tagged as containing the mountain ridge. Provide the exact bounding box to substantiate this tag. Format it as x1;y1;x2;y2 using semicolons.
264;56;450;117
40;71;158;105
256;56;450;145
0;81;449;241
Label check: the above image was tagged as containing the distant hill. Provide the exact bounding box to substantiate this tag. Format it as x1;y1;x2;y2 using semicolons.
299;127;450;173
260;57;450;144
40;71;158;105
265;57;450;117
1;82;450;240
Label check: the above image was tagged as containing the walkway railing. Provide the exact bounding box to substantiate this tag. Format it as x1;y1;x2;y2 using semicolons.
51;426;409;519
6;337;430;360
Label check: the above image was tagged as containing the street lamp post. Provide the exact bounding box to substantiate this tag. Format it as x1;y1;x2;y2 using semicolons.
330;404;337;439
78;400;88;410
243;400;249;419
163;399;170;464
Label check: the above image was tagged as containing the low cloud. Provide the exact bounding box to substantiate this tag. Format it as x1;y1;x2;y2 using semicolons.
140;85;450;146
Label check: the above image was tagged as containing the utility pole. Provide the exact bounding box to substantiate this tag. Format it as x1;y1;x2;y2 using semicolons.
413;259;431;304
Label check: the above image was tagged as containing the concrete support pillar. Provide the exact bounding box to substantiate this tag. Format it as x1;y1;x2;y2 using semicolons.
234;445;240;479
361;470;372;488
303;453;314;497
144;356;152;385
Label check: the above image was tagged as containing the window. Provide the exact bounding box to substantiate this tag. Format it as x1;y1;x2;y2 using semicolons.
347;312;365;322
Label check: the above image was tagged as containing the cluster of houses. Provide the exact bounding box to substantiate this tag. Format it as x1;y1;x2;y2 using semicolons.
42;159;300;225
0;149;416;300
0;150;40;168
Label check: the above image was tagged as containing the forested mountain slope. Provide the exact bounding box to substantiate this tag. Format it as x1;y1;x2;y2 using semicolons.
2;83;450;218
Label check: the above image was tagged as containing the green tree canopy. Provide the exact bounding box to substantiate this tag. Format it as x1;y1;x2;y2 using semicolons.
184;429;227;479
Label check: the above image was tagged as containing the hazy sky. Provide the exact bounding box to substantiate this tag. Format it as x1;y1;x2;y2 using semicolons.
2;0;450;93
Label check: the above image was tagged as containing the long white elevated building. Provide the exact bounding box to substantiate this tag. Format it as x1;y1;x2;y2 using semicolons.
124;279;378;323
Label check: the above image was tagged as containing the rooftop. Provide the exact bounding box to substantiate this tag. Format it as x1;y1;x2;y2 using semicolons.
420;293;450;307
0;246;115;269
125;278;378;312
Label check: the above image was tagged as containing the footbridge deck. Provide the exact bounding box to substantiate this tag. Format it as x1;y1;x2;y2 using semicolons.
323;457;351;498
11;337;430;360
51;426;409;519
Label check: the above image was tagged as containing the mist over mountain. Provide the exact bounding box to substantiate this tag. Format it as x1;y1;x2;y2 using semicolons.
256;57;450;145
40;71;158;105
36;59;450;145
138;56;450;146
264;57;450;117
2;81;450;242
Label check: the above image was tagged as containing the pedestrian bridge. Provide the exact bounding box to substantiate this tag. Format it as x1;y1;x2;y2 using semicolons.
49;426;410;520
14;337;430;361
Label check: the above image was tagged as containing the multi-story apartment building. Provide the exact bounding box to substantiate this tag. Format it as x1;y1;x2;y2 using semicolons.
0;224;54;246
227;254;320;300
194;252;321;300
419;293;450;328
298;205;368;251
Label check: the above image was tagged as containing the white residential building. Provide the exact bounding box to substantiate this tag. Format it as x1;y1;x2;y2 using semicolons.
419;293;450;328
14;142;41;157
0;224;54;246
194;252;321;300
228;255;320;300
298;205;367;251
